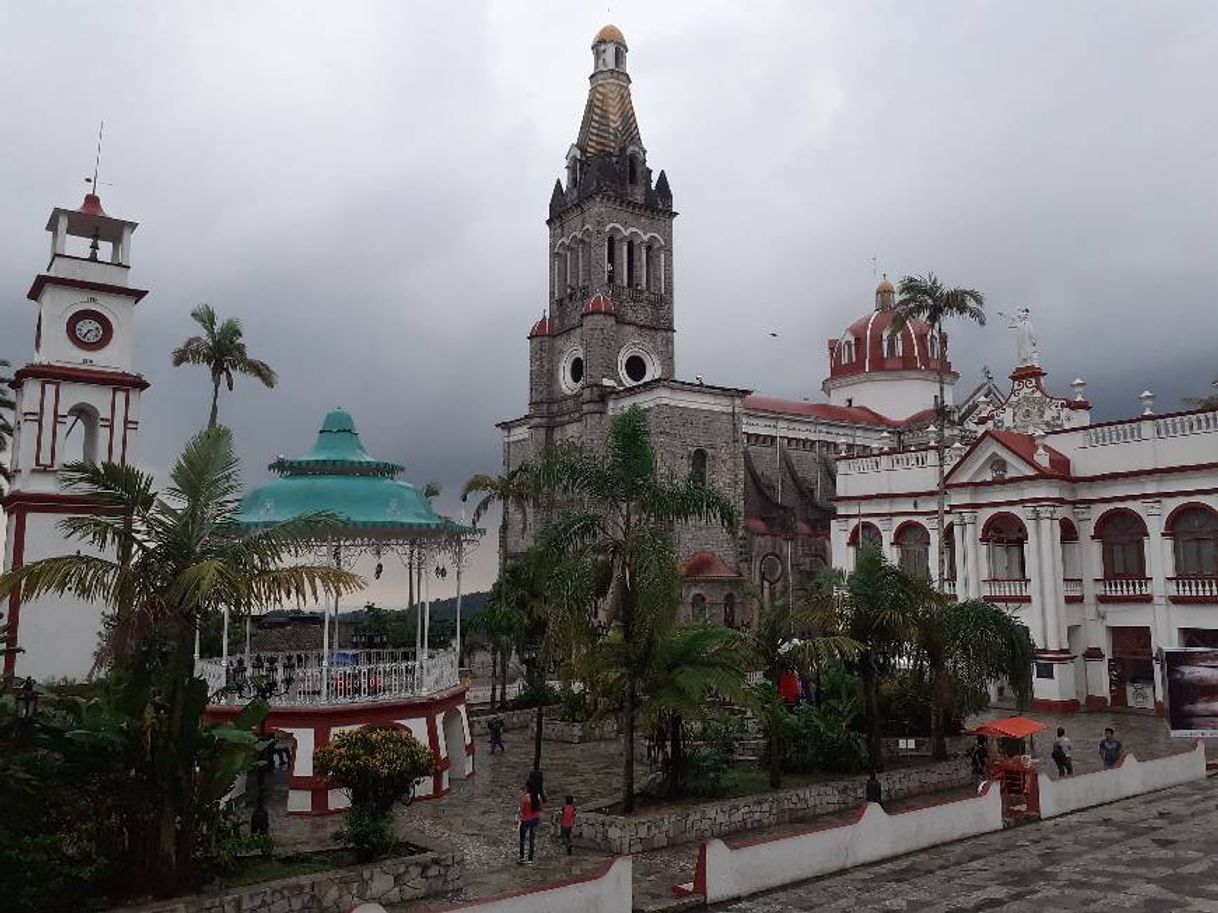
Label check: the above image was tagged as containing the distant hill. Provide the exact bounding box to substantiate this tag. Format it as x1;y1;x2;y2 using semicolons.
331;590;491;624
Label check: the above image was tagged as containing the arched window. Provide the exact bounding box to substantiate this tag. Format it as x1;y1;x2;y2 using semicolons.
1095;510;1148;579
723;593;737;629
615;47;625;68
690;448;708;486
628;155;638;184
848;522;882;554
884;332;899;359
63;403;100;465
895;522;930;578
690;593;708;623
605;236;616;284
927;334;938;359
840;338;855;364
626;238;636;287
982;513;1027;581
1170;506;1218;576
1060;517;1081;580
943;523;957;581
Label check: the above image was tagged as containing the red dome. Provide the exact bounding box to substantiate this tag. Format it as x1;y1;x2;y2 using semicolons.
528;315;552;338
826;301;950;380
583;293;615;315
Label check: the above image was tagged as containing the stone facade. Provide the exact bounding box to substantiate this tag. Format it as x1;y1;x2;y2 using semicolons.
125;850;459;913
559;758;972;854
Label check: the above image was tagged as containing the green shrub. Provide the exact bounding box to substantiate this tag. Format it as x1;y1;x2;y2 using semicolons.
785;698;867;774
314;726;437;814
334;806;397;863
509;681;560;711
557;686;587;722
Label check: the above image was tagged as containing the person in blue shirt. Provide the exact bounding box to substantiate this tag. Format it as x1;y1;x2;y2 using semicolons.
1098;727;1123;769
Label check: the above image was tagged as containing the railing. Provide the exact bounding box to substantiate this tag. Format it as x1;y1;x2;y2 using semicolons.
1155;410;1218;439
198;649;459;706
235;647;420;671
1063;578;1083;598
838;450;940;475
609;284;665;305
1083;409;1218;447
1095;577;1151;599
984;578;1030;599
940;579;957;597
1169;576;1218;600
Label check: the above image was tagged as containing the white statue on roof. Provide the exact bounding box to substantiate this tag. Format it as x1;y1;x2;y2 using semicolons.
1000;307;1039;367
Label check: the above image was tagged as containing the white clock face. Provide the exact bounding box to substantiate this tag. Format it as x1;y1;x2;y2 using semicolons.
74;318;104;344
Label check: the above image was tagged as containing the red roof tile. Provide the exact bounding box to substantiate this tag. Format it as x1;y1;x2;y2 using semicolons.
682;551;740;578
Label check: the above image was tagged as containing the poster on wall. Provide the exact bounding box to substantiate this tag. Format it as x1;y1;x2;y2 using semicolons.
1165;648;1218;738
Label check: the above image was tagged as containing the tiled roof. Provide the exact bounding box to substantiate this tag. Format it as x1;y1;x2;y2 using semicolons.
577;81;642;157
681;551;740;578
744;395;895;427
988;430;1072;477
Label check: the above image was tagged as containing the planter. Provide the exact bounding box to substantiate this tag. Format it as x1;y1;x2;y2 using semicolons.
556;758;972;854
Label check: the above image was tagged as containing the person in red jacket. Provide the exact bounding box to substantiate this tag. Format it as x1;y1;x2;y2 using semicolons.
517;784;542;864
559;795;576;855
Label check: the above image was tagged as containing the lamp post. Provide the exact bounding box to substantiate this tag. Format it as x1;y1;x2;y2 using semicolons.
229;656;296;837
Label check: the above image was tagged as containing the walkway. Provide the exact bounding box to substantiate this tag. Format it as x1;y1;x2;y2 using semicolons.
712;775;1218;911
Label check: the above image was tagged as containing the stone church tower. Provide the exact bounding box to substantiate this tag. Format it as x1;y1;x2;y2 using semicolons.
528;25;675;447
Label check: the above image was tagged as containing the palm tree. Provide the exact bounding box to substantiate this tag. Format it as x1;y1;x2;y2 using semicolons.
0;358;14;493
635;623;750;797
171;304;278;429
909;585;1034;759
464;467;538;705
533;406;738;812
892;274;985;583
746;597;859;788
814;548;915;803
0;427;361;895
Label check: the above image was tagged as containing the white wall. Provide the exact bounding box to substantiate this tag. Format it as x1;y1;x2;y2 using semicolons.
698;786;1003;904
438;855;631;913
1036;742;1206;819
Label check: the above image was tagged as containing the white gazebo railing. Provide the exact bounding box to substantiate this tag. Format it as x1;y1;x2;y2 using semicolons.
197;648;459;706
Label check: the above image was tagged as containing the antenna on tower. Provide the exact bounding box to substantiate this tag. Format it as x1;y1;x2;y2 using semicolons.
870;256;878;280
85;121;107;192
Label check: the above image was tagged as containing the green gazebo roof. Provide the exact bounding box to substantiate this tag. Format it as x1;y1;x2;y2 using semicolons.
237;409;479;539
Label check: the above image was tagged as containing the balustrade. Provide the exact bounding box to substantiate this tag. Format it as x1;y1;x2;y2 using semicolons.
1169;576;1218;600
1063;578;1083;598
984;578;1030;599
1095;577;1151;599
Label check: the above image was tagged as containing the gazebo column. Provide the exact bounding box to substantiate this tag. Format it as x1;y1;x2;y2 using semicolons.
455;540;464;663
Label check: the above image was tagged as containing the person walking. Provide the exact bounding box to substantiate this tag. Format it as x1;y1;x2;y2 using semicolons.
1099;727;1123;769
560;795;576;856
488;715;505;755
517;783;542;865
970;734;990;785
1051;726;1073;776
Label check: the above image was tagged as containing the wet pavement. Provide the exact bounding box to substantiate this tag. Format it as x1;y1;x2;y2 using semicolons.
263;707;1211;911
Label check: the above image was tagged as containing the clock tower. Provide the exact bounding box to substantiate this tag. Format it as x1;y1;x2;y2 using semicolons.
2;191;150;678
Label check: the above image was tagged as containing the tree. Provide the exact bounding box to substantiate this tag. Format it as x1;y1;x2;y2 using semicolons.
746;596;858;788
464;467;538;707
533;406;737;812
910;586;1034;759
892;274;985;583
1183;374;1218;411
0;358;14;493
315;726;437;861
0;427;361;896
171;304;277;429
814;549;915;803
636;622;750;798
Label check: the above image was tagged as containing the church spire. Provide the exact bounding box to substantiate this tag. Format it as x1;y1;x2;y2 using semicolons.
576;25;642;159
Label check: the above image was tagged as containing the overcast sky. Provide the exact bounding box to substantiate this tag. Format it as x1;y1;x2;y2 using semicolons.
2;1;1216;600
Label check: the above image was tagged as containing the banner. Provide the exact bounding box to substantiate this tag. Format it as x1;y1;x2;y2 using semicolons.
1165;648;1218;737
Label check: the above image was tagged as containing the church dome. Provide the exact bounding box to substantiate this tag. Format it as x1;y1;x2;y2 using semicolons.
826;281;947;380
594;24;627;46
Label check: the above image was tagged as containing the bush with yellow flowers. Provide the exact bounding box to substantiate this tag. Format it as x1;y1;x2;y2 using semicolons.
314;727;438;815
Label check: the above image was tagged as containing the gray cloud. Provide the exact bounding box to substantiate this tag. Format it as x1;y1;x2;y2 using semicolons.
2;1;1216;606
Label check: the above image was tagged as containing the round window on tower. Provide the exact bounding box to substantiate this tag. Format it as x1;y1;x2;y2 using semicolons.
617;344;659;386
559;345;586;394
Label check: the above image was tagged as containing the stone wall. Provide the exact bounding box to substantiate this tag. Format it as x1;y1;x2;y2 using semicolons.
561;758;973;854
467;708;536;737
124;851;459;913
542;715;618;744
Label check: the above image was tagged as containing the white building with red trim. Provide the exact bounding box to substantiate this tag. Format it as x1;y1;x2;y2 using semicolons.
833;357;1218;714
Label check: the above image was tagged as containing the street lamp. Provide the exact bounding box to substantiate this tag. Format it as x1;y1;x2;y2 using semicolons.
228;657;296;837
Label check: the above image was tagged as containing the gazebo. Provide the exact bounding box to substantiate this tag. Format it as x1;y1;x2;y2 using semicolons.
199;408;483;814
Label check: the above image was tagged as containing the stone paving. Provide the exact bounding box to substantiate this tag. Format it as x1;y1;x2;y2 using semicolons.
714;775;1218;912
263;707;1211;911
